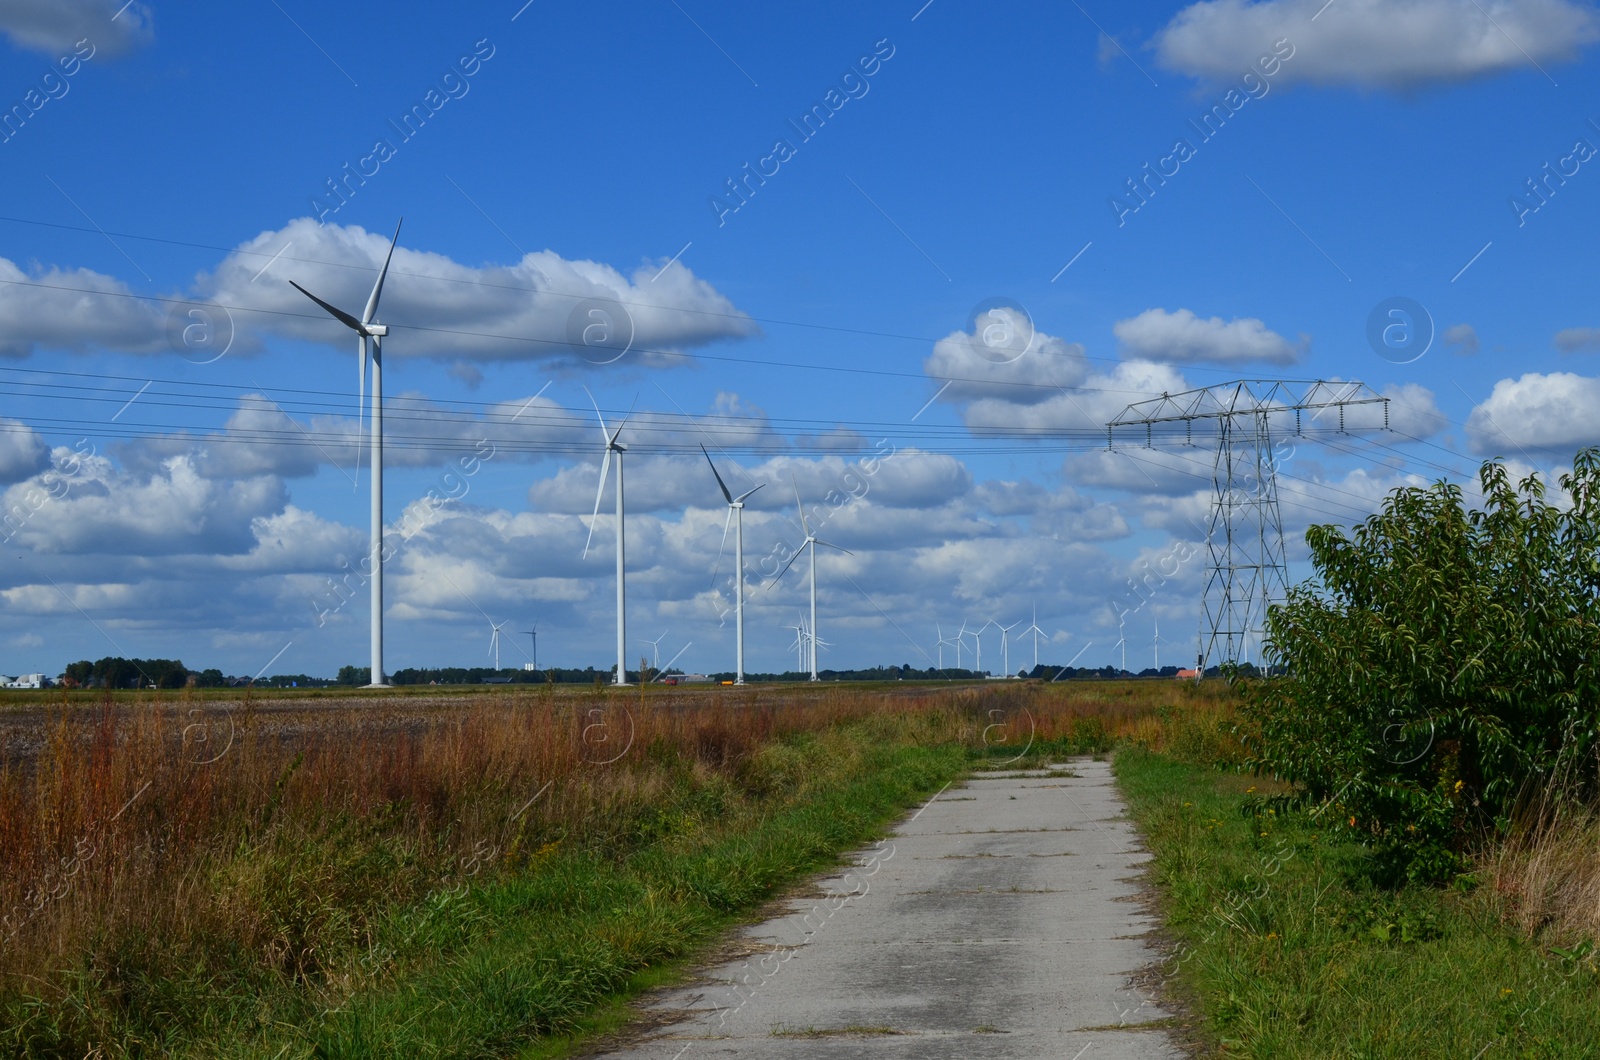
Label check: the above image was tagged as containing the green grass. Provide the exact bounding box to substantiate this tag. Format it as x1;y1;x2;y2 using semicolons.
4;724;964;1059
1116;747;1600;1058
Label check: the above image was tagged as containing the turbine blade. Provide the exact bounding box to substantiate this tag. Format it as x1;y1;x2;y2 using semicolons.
583;385;610;445
733;482;764;504
362;219;402;325
291;281;366;334
770;546;803;584
583;447;612;558
353;340;367;487
791;474;810;536
713;505;733;573
701;444;734;504
813;538;851;555
660;641;691;673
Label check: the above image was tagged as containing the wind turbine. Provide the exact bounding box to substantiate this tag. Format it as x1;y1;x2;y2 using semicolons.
966;621;991;675
935;623;950;670
1022;604;1047;672
581;389;630;685
997;620;1019;677
786;617;807;674
643;629;668;670
701;445;764;685
520;623;538;671
954;620;967;671
1114;618;1127;674
1152;615;1166;671
289;219;402;688
488;620;507;671
772;477;851;682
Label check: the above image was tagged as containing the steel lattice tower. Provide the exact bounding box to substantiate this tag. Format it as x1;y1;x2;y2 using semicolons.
1107;380;1389;671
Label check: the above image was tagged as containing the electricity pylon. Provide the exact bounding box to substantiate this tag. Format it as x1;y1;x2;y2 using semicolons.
1107;380;1389;672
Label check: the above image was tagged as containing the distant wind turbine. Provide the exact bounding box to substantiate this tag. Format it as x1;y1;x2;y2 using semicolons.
488;620;507;671
520;623;538;671
581;388;630;685
702;445;764;685
1022;604;1047;672
997;620;1019;676
772;477;851;682
289;219;402;688
643;629;668;670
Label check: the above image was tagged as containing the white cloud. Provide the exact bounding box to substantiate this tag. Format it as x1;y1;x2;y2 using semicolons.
0;418;48;483
1154;0;1600;89
200;219;758;365
1112;308;1302;365
0;0;152;58
1466;372;1600;454
0;258;164;357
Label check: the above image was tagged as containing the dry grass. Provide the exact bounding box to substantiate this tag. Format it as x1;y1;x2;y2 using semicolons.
1486;802;1600;944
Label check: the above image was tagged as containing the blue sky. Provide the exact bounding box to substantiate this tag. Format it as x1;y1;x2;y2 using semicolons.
2;0;1599;680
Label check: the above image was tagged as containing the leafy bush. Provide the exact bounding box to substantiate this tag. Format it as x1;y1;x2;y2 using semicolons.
1245;451;1600;881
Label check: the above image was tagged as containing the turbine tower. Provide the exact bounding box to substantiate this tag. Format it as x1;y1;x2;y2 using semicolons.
773;478;850;682
290;219;402;688
1108;380;1390;670
702;445;764;684
582;389;631;685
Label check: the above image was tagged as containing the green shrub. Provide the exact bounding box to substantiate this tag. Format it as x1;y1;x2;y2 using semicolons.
1245;450;1600;881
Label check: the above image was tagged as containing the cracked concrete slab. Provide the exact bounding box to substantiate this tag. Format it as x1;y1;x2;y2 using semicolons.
587;757;1184;1059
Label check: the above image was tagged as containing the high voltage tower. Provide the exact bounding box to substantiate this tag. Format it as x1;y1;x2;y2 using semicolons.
1107;380;1390;671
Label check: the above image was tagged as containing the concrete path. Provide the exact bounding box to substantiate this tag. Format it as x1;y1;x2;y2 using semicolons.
591;758;1185;1059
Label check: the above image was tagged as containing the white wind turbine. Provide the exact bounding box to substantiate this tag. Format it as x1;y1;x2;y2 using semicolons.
954;620;968;670
1114;618;1128;674
997;620;1019;677
290;219;402;688
488;620;507;671
702;445;764;685
786;617;807;673
966;621;991;675
1152;615;1166;671
643;629;668;670
935;623;951;670
772;477;851;682
1022;604;1047;672
581;388;630;685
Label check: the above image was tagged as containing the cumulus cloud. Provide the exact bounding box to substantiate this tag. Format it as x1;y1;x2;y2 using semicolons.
1112;308;1302;365
1443;323;1479;354
1554;327;1600;353
0;258;164;357
0;0;152;58
925;319;1193;432
1466;372;1600;454
1154;0;1600;89
0;418;49;483
200;219;758;365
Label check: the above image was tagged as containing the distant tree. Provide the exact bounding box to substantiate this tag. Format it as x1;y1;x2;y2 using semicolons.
336;665;370;686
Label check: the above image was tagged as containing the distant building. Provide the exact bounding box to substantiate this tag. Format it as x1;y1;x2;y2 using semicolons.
2;673;47;689
1175;668;1200;680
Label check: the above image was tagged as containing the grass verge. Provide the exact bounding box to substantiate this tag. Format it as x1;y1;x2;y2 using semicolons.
1117;747;1600;1058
